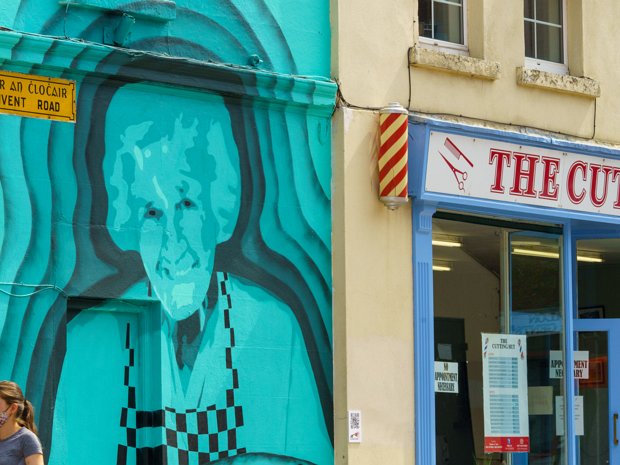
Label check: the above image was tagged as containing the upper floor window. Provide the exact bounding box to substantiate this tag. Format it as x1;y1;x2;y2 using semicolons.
524;0;567;73
419;0;467;53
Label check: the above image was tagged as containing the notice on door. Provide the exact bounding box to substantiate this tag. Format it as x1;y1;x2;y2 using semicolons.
482;333;530;453
434;361;459;394
549;350;589;379
555;396;584;436
0;70;75;122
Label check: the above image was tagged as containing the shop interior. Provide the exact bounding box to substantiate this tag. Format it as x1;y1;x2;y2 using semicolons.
432;213;620;465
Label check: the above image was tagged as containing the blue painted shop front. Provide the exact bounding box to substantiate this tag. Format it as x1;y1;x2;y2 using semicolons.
409;117;620;465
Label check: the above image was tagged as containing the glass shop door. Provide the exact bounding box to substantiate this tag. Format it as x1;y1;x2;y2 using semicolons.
573;319;619;465
508;231;565;465
574;236;620;465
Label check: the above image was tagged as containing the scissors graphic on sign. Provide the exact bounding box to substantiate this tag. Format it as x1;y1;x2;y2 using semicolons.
439;151;467;191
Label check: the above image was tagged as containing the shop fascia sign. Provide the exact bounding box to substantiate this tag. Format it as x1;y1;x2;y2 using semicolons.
425;130;620;217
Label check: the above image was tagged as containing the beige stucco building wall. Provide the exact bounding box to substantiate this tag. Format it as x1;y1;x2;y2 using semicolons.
331;1;620;464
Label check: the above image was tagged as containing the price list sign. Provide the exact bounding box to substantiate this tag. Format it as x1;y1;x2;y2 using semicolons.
482;333;530;452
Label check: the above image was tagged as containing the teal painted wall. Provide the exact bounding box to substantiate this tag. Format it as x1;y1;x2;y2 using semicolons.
0;2;334;464
1;0;331;78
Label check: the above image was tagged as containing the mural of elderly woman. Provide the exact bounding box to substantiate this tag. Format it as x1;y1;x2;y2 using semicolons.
48;80;333;465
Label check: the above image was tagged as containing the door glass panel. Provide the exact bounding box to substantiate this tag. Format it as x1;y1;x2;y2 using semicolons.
576;237;620;465
577;238;620;319
510;233;564;465
433;218;499;465
432;217;564;465
576;331;609;465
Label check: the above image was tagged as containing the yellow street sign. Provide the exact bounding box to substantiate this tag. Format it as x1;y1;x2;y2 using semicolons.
0;70;76;122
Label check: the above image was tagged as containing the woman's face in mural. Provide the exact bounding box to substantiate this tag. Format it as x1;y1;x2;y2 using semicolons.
133;141;217;320
106;101;241;321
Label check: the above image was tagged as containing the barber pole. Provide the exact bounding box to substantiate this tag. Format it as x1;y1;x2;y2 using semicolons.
378;102;409;210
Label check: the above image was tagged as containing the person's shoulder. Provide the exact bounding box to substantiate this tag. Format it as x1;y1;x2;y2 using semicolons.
17;427;39;441
17;428;42;450
21;434;43;461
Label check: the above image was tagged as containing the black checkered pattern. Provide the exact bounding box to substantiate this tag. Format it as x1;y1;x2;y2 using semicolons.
117;273;246;465
118;321;138;465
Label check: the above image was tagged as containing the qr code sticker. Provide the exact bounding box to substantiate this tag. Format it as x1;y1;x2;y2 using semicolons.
348;410;361;443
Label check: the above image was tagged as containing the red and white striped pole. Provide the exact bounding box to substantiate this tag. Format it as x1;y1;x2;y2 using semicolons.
378;102;409;210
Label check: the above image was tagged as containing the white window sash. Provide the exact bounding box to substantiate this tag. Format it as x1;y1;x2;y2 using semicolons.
420;0;468;55
524;0;568;74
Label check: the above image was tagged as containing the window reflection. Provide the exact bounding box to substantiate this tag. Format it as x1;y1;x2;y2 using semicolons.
524;0;564;64
419;0;464;45
433;216;565;465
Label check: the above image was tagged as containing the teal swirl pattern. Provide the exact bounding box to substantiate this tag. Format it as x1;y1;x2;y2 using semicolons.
0;1;335;464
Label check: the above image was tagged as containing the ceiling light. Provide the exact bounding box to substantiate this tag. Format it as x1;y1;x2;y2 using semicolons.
511;240;542;246
512;248;603;263
433;260;452;271
432;239;462;248
512;248;559;259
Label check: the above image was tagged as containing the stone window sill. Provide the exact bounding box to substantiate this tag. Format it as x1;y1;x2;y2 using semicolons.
409;45;500;81
516;67;600;98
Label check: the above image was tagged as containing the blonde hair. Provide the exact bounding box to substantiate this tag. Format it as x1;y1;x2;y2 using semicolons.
0;381;38;434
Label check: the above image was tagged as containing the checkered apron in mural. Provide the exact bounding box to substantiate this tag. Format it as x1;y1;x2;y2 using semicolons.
117;272;246;465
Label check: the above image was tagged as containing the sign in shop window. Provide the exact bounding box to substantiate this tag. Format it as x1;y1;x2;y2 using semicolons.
434;361;459;394
549;350;589;379
481;333;530;453
556;396;584;436
479;337;592;453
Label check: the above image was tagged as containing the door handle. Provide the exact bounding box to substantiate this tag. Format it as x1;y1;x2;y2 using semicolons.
615;413;619;446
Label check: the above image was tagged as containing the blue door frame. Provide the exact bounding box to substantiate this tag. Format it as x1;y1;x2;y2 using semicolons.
413;206;579;465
